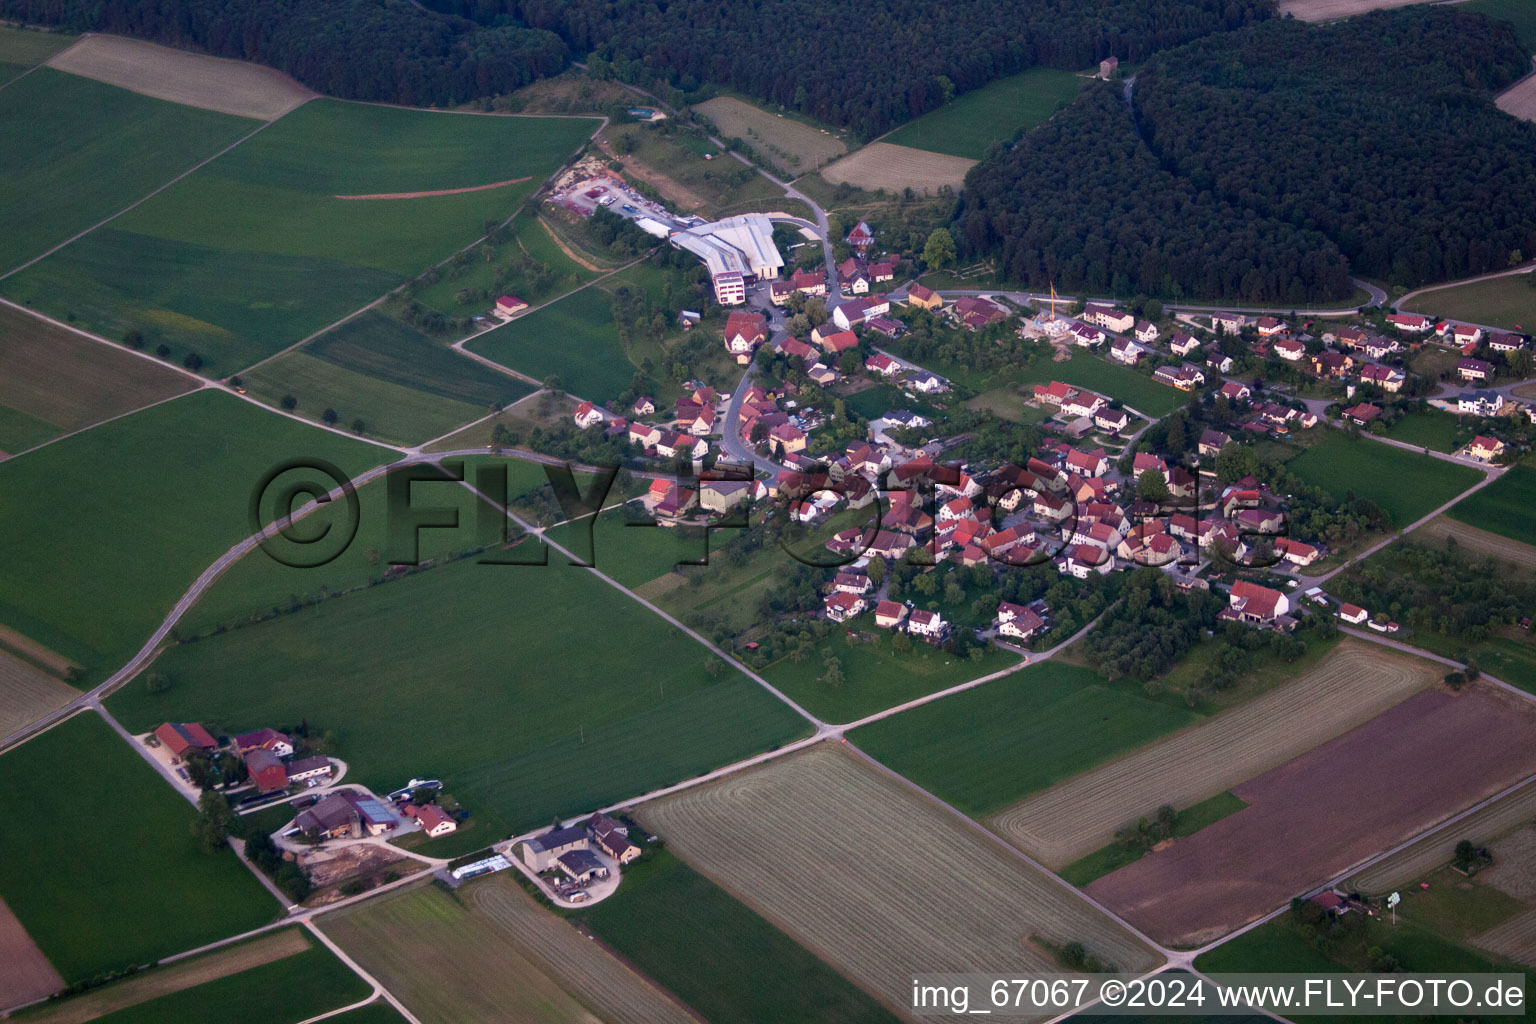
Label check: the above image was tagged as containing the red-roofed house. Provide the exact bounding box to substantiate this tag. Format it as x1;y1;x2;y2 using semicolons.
825;591;868;623
405;802;458;837
1228;580;1288;624
244;749;289;793
1338;603;1369;625
495;295;528;319
996;602;1045;641
817;329;860;355
154;722;217;762
574;401;604;429
1385;313;1431;333
906;283;942;310
874;600;908;629
724;311;769;364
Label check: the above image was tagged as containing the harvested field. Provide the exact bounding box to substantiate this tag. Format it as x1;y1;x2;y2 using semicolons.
0;304;196;450
1413;516;1536;573
692;96;846;172
1349;779;1536;894
0;896;62;1008
1474;907;1536;969
641;744;1159;1016
993;642;1439;868
1486;826;1536;902
21;928;310;1024
1087;686;1536;947
1277;0;1425;19
1497;74;1536;123
325;877;692;1024
0;649;79;739
46;35;312;119
820;143;975;195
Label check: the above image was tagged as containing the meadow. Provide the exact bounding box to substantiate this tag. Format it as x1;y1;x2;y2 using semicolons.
172;456;552;637
577;848;899;1024
882;68;1085;160
2;100;595;374
692;96;849;173
1286;431;1482;526
0;68;255;274
1401;272;1536;333
764;635;1021;724
412;210;596;316
851;662;1201;817
245;310;534;445
0;390;393;677
605;120;784;216
110;555;812;836
0;25;72;85
642;744;1160;1007
1381;407;1470;453
1449;463;1536;546
0;303;195;453
0;712;277;984
468;259;708;404
322;879;688;1024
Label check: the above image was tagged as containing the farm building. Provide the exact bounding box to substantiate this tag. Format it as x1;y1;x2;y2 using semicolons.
287;755;333;783
404;802;458;838
234;728;293;757
523;825;589;872
244;749;288;794
154;721;217;762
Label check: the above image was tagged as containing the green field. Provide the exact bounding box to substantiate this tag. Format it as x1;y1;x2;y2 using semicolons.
882;68;1085;160
0;25;72;85
850;662;1202;818
3;100;595;374
1460;0;1536;54
1401;272;1536;333
764;635;1021;724
0;68;255;273
0;302;197;453
0;390;393;677
245;310;533;445
467;259;711;404
577;849;899;1024
76;932;370;1024
468;280;633;400
1449;464;1536;545
110;556;811;836
172;456;551;636
412;210;596;316
1058;792;1248;887
1382;408;1470;453
1286;432;1482;526
0;712;277;983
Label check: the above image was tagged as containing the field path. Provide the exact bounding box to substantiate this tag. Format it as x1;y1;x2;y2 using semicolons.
335;176;529;200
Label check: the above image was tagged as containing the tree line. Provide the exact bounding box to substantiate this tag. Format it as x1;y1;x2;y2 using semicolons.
482;0;1272;137
958;7;1536;301
0;0;569;106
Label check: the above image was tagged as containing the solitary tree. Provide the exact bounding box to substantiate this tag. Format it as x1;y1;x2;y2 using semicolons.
280;395;298;411
322;408;338;425
352;419;366;434
922;228;957;271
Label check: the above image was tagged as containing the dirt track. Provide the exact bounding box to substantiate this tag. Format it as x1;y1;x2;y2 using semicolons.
20;928;310;1024
46;35;313;120
335;176;530;200
1087;686;1536;947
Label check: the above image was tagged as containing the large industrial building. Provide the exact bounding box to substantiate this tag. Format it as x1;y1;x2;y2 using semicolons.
669;214;784;305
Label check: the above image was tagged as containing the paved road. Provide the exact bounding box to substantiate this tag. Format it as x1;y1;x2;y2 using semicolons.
933;277;1387;318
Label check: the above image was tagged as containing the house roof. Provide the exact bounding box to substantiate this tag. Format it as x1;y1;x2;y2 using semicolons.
155;721;217;755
